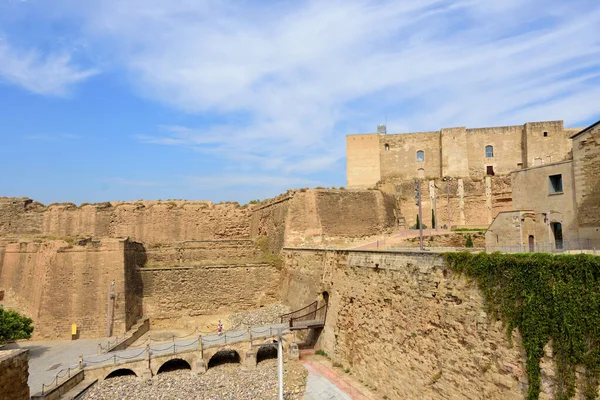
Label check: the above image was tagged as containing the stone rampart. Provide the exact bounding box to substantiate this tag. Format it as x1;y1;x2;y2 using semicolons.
0;349;30;400
387;175;512;229
138;264;281;328
281;248;570;400
0;239;135;340
0;199;252;243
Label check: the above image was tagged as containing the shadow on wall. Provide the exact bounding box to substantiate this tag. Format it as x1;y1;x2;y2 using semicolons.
125;241;146;329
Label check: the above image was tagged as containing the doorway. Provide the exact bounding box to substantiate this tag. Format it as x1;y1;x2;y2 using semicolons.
551;222;563;250
528;235;534;252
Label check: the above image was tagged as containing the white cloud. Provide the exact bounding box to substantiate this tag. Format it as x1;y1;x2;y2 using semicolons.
0;39;98;95
7;0;600;189
186;174;317;189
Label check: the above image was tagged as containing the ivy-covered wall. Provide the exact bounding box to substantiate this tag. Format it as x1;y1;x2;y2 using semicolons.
445;252;600;400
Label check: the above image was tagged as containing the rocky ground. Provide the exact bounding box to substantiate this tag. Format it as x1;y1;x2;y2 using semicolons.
228;303;291;329
83;359;307;400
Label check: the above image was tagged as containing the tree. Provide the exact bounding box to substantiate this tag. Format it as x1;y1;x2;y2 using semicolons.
416;214;420;229
0;307;34;344
431;209;436;229
465;234;474;248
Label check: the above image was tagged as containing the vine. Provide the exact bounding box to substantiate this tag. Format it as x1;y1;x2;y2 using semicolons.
443;252;600;400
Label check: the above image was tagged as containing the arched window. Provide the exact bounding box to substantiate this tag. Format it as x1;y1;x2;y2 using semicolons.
416;150;424;162
384;144;389;152
485;145;493;158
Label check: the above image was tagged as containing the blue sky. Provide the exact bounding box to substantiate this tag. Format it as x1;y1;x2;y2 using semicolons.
0;0;599;205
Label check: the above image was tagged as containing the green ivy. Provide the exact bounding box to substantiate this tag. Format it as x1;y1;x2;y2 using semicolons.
443;252;600;400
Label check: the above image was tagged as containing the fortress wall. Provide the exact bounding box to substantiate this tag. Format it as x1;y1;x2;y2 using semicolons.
138;264;281;327
465;125;523;177
143;240;261;268
441;127;469;177
0;198;44;235
250;193;292;253
379;131;441;181
0;200;252;243
392;175;513;229
280;248;572;400
0;239;131;340
346;134;381;189
573;124;600;240
284;189;396;247
524;121;572;167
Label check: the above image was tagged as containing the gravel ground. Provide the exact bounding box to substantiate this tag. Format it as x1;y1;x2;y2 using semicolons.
83;359;307;400
228;304;291;329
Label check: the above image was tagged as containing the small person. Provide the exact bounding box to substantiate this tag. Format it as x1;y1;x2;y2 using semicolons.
217;320;223;336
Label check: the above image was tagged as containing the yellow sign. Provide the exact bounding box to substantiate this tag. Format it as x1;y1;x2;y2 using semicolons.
71;324;77;335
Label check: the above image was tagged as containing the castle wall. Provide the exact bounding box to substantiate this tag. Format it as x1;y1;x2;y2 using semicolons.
0;200;252;244
0;349;30;400
281;248;536;400
465;125;523;176
0;239;132;340
572;123;600;242
524;121;572;167
346;134;381;189
284;189;396;246
346;120;576;190
379;131;441;181
441;127;469;177
390;176;512;229
138;264;281;328
250;193;292;253
143;240;261;268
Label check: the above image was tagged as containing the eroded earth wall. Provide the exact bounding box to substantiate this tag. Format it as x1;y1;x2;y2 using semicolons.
0;199;252;243
0;239;131;340
281;248;573;400
138;264;281;328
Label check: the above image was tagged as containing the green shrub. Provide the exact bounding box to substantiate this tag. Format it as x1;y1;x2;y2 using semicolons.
248;199;261;205
465;234;474;247
0;307;34;344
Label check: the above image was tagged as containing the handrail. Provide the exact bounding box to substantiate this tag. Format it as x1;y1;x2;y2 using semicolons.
290;304;327;323
280;301;317;322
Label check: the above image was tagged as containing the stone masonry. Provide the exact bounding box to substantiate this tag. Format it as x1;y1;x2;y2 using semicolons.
0;349;30;400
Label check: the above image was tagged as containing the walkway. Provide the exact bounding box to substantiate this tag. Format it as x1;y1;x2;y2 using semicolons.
351;229;450;250
3;338;100;396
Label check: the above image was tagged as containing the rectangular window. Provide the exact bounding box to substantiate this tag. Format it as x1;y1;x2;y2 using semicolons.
549;174;563;194
486;166;495;176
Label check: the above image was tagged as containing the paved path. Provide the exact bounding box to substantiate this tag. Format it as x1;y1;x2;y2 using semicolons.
4;338;100;396
351;229;451;250
303;370;352;400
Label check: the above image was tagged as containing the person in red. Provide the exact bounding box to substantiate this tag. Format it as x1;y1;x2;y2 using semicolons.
217;320;223;336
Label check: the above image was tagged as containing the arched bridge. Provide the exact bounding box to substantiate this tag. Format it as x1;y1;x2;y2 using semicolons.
40;302;327;395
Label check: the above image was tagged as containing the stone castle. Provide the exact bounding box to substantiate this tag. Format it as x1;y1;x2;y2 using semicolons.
346;120;580;188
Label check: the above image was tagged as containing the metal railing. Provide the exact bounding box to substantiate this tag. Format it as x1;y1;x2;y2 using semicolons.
280;301;317;323
289;304;327;328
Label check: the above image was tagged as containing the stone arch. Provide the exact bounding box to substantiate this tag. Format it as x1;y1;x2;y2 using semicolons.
256;344;278;364
157;358;192;374
105;368;137;379
207;349;241;369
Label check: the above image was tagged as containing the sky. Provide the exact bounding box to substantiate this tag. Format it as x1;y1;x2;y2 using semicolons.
0;0;599;205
